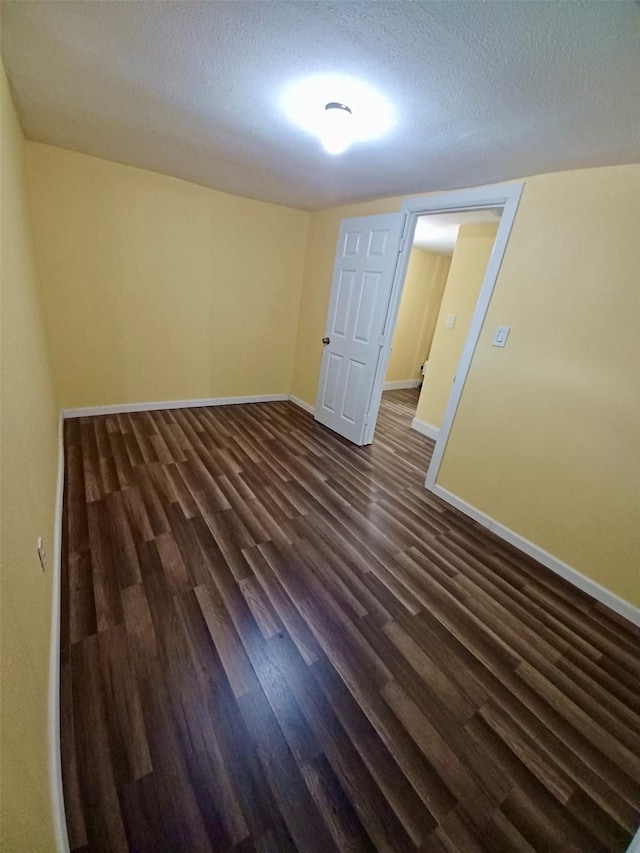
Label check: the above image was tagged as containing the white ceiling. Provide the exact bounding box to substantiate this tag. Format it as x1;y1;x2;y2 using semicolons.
2;1;639;211
413;210;501;255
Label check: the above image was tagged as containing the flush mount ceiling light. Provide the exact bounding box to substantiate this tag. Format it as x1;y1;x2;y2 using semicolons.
322;102;353;155
281;74;395;156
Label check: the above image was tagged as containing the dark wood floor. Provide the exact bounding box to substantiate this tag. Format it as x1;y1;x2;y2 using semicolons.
60;388;640;852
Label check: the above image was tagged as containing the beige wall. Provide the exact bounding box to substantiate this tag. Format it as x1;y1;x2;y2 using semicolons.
385;248;450;384
0;67;59;851
438;166;640;607
26;143;309;409
415;223;498;427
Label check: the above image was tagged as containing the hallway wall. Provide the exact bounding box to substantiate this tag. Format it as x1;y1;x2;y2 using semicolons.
385;248;451;384
414;223;497;428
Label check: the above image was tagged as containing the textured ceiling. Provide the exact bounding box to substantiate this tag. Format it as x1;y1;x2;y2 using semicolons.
413;210;501;255
2;1;639;210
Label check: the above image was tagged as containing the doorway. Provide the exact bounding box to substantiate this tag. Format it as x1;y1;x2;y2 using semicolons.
382;208;502;435
314;182;523;489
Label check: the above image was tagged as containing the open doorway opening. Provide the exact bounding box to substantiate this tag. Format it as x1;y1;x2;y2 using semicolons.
364;183;524;492
313;182;523;485
380;209;502;440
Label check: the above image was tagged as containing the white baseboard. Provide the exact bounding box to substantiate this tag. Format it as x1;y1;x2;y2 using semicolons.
383;379;421;391
411;417;440;441
62;394;289;419
431;484;640;628
289;395;315;416
50;415;70;852
626;828;640;853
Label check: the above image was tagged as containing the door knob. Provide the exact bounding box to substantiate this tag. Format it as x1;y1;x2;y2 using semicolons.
322;337;330;345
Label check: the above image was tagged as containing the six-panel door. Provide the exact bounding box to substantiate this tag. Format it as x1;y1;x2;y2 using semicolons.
314;213;405;444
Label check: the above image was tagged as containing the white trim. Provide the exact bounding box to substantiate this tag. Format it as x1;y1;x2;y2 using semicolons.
410;417;439;440
383;379;421;391
626;828;640;853
420;184;523;488
50;414;70;852
431;484;640;628
62;394;289;419
362;182;523;454
289;395;315;415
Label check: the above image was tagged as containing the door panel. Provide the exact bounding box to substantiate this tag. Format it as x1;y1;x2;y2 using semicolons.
333;271;354;337
342;360;365;422
322;352;342;412
353;271;380;342
314;213;405;444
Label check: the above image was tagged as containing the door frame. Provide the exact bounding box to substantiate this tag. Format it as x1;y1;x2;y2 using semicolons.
363;182;524;491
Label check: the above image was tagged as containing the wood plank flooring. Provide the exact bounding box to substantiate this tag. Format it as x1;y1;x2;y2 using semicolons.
60;388;640;852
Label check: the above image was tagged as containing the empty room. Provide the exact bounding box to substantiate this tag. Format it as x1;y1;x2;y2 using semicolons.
1;2;639;852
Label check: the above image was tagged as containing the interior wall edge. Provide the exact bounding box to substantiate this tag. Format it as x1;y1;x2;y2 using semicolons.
285;213;312;396
431;483;640;627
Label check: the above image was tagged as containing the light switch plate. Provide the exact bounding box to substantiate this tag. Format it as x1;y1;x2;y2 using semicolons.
446;314;456;328
492;325;510;347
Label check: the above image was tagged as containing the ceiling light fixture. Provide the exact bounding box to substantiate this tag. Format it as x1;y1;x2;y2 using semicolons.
321;102;353;155
281;74;395;156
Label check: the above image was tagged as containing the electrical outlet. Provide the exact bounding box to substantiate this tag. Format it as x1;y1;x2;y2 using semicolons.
37;537;47;571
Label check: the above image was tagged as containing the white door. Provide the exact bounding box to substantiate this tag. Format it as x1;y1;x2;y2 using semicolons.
314;213;405;444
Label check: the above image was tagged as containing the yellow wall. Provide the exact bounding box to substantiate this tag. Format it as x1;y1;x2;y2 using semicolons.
438;166;640;606
0;67;59;851
415;223;497;427
26;143;309;409
385;248;451;384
